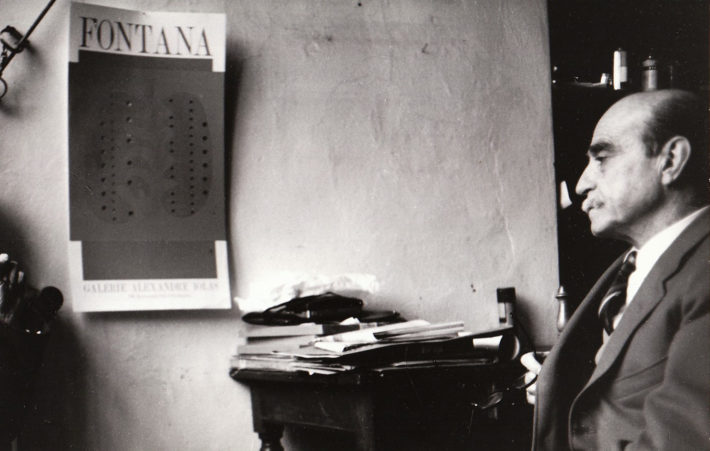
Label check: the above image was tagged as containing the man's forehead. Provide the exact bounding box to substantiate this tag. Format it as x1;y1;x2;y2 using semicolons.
592;100;650;143
596;90;675;132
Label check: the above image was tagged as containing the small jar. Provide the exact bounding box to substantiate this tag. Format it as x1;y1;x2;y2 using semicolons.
642;54;658;91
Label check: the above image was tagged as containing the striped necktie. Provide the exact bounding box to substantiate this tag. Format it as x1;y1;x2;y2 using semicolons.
598;251;637;335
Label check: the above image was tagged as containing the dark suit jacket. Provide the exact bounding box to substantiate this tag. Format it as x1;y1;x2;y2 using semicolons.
533;209;710;450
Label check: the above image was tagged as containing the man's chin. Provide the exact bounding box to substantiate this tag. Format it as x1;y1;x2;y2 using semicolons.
590;227;608;238
588;217;612;238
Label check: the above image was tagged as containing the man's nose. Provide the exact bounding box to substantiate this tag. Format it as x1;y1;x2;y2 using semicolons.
575;164;593;196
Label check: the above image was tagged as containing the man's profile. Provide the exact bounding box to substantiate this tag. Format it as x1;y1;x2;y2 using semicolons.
524;89;709;450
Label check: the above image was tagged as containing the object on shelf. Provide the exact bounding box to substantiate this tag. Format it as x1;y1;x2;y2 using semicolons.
641;53;658;91
599;73;612;87
613;48;628;90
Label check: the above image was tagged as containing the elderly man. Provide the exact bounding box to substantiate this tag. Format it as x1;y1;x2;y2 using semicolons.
525;89;709;450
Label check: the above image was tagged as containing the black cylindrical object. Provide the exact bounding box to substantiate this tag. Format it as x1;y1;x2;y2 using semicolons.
497;287;516;327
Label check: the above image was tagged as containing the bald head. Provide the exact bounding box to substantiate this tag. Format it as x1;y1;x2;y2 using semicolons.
576;90;708;246
601;90;708;196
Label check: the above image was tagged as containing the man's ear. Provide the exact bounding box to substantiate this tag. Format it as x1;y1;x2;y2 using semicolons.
659;136;691;186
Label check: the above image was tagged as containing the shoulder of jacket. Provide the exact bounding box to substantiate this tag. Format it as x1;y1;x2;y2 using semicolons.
665;234;710;311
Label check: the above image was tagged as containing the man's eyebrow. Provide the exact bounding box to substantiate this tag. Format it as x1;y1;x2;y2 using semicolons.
587;142;614;158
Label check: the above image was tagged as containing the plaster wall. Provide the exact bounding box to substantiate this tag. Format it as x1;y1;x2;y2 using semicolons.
0;0;558;449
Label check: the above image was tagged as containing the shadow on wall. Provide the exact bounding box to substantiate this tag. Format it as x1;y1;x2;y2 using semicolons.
2;42;250;451
0;97;20;117
20;307;245;450
19;316;88;451
0;207;28;265
0;208;86;450
223;40;246;294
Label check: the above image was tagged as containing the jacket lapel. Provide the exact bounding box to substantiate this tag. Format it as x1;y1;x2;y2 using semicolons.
583;208;710;387
534;257;622;448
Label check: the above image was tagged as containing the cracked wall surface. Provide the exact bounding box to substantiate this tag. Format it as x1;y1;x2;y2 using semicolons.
230;0;559;341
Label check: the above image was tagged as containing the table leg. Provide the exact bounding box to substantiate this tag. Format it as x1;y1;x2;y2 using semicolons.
354;400;376;451
354;430;375;451
256;423;284;451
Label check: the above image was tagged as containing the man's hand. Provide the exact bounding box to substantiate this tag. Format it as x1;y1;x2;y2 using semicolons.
520;351;546;405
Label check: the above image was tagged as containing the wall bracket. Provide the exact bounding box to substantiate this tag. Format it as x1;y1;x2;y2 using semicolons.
0;0;56;100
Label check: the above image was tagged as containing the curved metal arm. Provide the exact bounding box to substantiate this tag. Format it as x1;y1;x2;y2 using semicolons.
0;0;56;100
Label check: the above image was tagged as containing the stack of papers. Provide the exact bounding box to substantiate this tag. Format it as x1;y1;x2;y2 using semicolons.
231;320;520;375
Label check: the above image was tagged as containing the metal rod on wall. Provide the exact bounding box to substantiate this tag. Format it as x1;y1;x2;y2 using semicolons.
0;0;57;99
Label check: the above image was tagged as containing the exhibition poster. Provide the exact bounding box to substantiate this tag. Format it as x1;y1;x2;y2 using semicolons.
68;2;230;311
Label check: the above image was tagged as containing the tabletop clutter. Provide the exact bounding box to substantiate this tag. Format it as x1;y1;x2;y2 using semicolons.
231;291;521;375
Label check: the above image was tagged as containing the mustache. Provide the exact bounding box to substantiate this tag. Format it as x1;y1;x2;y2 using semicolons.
581;198;602;214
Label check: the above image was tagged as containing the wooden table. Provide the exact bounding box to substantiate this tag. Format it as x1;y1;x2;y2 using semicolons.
231;362;532;451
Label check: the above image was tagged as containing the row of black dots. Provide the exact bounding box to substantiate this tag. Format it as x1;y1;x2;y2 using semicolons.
163;95;212;217
93;94;135;223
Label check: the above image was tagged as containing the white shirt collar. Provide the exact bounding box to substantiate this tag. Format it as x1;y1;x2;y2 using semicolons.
596;205;709;362
627;205;709;303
